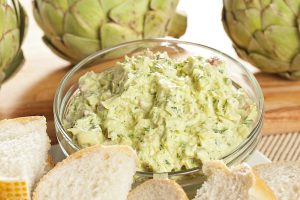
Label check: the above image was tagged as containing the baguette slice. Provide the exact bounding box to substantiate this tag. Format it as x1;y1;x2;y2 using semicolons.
33;145;138;200
0;116;51;199
127;179;189;200
254;162;300;200
192;161;277;200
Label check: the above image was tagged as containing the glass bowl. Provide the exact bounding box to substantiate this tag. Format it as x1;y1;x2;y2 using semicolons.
53;39;264;198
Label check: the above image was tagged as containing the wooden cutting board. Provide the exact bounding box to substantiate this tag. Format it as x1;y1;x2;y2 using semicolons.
1;1;300;144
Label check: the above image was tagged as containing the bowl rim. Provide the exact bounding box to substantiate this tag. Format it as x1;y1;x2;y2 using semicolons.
53;38;264;176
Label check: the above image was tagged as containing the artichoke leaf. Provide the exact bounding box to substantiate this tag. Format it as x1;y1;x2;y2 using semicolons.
1;3;18;33
0;29;19;72
264;25;300;62
144;10;168;38
48;35;84;62
99;0;123;15
224;0;246;12
33;1;45;34
35;0;68;12
222;8;230;36
262;0;295;28
284;0;300;15
252;31;275;56
38;1;64;36
234;9;261;34
291;53;300;71
18;2;27;44
249;53;290;72
224;0;261;12
234;45;252;63
260;0;272;8
238;0;261;10
247;35;268;55
63;33;101;58
109;0;148;34
0;71;4;83
2;50;24;82
12;0;21;21
100;23;141;49
0;4;5;36
51;0;68;11
150;0;179;12
167;11;187;38
246;0;263;9
64;0;104;39
297;15;300;32
224;12;253;48
279;71;300;80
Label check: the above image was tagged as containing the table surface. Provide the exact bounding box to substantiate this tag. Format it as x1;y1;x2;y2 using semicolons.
1;1;300;144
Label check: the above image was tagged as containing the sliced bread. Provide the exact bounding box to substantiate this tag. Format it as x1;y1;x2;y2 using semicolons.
127;179;188;200
254;162;300;200
33;145;138;200
0;116;51;199
192;161;277;200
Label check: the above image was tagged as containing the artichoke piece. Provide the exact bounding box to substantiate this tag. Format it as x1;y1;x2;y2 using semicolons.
100;23;141;49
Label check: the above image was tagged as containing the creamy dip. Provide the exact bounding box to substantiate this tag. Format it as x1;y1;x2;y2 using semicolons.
63;51;257;172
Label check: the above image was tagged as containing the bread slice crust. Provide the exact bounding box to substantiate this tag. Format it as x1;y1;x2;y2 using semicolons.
254;161;300;200
128;179;189;200
0;116;51;199
32;145;137;200
193;161;277;200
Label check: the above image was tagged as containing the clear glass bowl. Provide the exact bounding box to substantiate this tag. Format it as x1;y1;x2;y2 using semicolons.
53;39;264;198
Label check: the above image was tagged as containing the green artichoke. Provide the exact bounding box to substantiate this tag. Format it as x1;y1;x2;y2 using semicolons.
0;0;27;83
222;0;300;80
33;0;187;63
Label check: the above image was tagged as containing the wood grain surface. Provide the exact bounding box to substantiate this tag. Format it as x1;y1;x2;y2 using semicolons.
0;1;300;144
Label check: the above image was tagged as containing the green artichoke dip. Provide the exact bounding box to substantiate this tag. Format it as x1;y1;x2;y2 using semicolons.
63;51;257;172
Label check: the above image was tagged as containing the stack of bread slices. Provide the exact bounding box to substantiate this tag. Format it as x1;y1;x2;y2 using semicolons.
1;116;299;200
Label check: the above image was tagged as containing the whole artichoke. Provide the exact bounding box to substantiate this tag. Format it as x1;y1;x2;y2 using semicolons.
0;0;27;83
33;0;187;63
222;0;300;80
